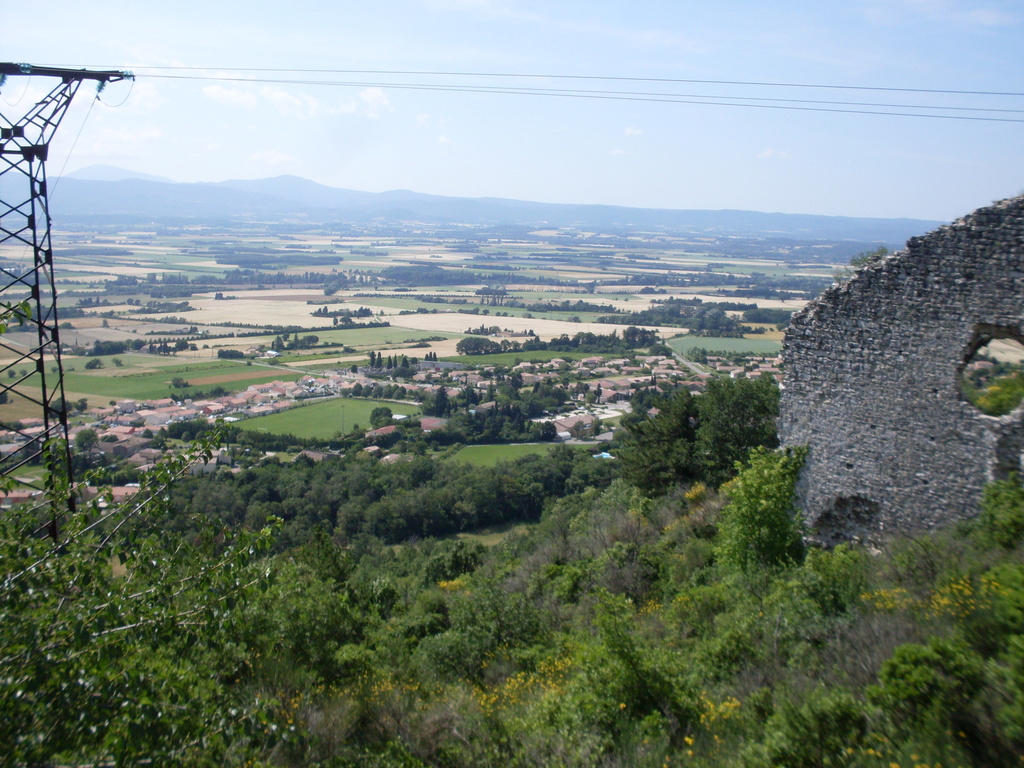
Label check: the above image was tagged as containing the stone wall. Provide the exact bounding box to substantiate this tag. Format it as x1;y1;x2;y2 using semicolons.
779;196;1024;544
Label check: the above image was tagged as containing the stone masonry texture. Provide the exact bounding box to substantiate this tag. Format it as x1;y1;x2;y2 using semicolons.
779;196;1024;545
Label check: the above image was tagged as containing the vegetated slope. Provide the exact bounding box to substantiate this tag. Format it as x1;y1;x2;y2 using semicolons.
6;381;1024;766
215;453;1024;767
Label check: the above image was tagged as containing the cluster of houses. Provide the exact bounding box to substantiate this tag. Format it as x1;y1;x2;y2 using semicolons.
704;356;784;383
447;353;784;403
0;349;787;505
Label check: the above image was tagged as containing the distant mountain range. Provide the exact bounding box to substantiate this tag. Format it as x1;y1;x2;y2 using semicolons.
34;166;941;244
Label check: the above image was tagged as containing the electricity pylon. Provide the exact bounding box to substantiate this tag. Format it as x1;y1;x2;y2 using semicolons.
0;64;132;521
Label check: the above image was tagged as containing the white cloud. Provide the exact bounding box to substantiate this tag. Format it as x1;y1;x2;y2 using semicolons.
962;6;1011;25
610;149;628;156
335;88;392;119
624;126;643;136
358;88;392;118
438;135;452;145
262;87;320;118
858;0;1015;26
202;85;258;110
416;113;432;128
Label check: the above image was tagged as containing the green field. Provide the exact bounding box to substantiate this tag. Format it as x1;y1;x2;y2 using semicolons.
447;443;561;466
84;353;222;369
59;359;304;402
669;335;783;357
299;326;462;349
237;397;420;439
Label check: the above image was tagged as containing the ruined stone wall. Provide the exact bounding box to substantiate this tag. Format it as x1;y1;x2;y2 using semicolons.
779;196;1024;544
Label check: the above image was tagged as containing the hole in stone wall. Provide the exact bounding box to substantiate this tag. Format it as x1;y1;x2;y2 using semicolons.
960;331;1024;416
813;496;880;544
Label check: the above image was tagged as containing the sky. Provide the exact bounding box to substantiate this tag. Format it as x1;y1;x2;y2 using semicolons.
3;0;1023;220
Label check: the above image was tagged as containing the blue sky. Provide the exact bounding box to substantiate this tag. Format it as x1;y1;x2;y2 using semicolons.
5;0;1023;219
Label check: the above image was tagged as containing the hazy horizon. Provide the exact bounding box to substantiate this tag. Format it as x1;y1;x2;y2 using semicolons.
62;164;947;224
6;1;1023;221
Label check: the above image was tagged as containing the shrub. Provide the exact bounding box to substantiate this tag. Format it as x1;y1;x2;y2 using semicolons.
867;636;984;727
978;475;1024;549
744;688;867;768
716;447;806;574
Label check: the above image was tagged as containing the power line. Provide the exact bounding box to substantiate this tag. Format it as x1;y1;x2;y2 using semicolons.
133;73;1024;124
133;73;1024;113
35;64;1024;124
71;65;1024;98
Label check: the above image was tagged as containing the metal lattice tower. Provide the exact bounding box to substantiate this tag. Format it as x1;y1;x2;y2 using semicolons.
0;64;132;509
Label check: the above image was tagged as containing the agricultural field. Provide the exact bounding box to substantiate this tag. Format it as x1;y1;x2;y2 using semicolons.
0;354;306;422
60;360;303;402
39;225;829;349
0;223;839;438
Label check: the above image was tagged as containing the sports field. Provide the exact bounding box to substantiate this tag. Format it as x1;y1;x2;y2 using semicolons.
237;398;420;439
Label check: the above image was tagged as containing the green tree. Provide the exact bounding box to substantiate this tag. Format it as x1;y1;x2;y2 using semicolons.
74;427;98;452
716;446;806;573
648;342;674;356
868;637;985;729
369;406;394;428
455;336;502;355
746;688;867;768
428;386;450;417
416;581;539;682
241;557;362;684
977;474;1024;549
617;388;700;494
422;539;485;584
0;435;278;765
618;377;779;494
694;375;780;486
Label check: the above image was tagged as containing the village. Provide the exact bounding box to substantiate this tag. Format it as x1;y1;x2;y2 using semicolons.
0;347;784;511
